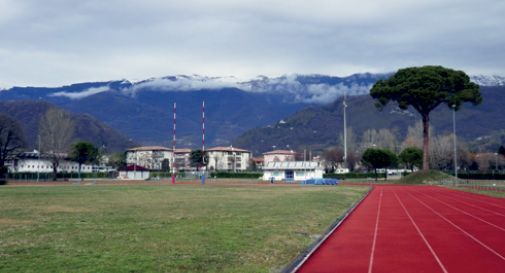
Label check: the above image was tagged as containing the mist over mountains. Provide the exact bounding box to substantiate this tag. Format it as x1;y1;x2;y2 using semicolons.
0;73;387;148
1;73;504;152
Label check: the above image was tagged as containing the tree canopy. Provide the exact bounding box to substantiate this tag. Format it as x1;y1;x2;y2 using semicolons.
70;141;98;179
361;148;397;180
0;114;25;181
190;150;208;170
399;147;423;172
370;66;481;171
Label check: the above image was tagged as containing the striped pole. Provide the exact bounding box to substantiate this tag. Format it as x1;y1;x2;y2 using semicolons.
202;100;206;186
202;101;205;151
172;102;176;185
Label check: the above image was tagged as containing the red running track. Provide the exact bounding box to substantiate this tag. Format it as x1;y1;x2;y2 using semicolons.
297;185;505;273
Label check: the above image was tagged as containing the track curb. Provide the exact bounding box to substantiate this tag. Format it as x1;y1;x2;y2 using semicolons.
282;185;374;273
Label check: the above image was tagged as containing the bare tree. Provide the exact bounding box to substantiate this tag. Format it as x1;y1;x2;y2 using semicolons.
401;121;432;150
39;108;75;180
361;128;399;152
0;114;25;180
322;147;344;173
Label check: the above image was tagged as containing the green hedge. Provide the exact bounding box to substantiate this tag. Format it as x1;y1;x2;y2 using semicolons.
457;173;505;180
211;172;262;179
323;172;386;179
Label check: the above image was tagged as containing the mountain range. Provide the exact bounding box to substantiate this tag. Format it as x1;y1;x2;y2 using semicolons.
1;73;504;153
0;73;387;148
234;85;505;155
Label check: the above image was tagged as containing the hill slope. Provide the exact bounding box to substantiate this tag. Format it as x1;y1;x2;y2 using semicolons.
233;86;505;154
0;101;135;152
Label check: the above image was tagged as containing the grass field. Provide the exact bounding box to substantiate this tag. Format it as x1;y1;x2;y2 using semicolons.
0;183;368;273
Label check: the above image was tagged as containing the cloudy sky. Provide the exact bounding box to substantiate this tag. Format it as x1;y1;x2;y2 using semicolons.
1;0;504;87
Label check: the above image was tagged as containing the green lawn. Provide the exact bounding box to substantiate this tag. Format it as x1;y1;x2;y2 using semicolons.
0;184;368;273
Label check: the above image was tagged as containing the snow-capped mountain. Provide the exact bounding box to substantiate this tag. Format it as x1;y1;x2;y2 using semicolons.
1;73;502;148
470;75;505;86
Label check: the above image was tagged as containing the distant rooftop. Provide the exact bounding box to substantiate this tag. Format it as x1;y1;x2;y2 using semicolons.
263;150;296;155
207;146;250;153
127;146;171;152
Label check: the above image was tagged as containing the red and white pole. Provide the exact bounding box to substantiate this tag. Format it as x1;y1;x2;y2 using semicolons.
172;102;176;185
202;101;206;186
202;101;205;151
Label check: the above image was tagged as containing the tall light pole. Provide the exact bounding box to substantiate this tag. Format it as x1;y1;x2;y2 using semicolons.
452;104;458;180
36;134;41;182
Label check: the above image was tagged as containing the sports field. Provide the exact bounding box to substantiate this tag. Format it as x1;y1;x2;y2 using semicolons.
297;185;505;273
0;182;368;273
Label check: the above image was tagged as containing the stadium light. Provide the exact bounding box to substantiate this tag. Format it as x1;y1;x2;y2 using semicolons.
452;104;458;180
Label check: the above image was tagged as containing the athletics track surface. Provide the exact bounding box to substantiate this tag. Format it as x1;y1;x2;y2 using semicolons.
297;185;505;273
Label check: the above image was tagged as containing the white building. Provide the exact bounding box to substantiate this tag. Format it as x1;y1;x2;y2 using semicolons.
7;151;94;174
263;161;324;182
263;150;296;164
117;165;150;180
174;148;192;171
206;146;251;171
126;146;173;171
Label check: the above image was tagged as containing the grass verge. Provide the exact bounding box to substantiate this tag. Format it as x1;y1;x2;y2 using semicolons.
397;170;453;184
444;186;505;198
0;184;368;273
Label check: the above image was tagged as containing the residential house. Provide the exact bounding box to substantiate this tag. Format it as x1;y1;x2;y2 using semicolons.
126;146;173;171
206;146;251;171
263;150;297;164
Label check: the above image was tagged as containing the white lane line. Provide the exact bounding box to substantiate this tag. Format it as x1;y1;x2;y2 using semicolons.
436;189;505;210
431;191;505;217
394;192;448;273
367;189;383;273
408;193;505;262
417;191;505;232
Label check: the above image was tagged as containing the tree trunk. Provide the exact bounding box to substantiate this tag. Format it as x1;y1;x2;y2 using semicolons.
78;163;82;181
422;114;430;171
374;168;378;181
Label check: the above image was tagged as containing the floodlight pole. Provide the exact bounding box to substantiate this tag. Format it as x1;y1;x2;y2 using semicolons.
452;105;458;180
36;134;40;182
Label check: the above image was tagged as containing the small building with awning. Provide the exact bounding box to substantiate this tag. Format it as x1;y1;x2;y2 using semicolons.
262;161;324;182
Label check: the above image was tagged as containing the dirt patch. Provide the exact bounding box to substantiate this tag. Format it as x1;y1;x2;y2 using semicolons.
44;205;93;213
0;218;32;225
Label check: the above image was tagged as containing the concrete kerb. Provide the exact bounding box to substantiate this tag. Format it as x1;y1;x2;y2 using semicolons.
282;185;374;273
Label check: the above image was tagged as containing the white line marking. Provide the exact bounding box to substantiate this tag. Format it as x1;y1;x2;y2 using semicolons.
431;191;505;217
418;191;505;232
408;193;505;261
394;192;449;273
436;189;505;210
368;189;383;273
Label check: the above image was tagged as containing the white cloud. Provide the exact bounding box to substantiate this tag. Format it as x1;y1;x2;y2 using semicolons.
0;0;504;86
51;86;110;99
